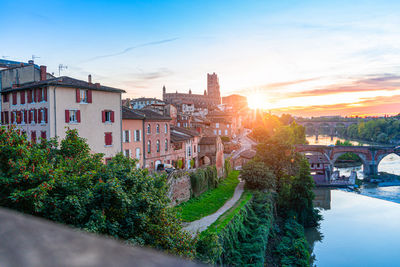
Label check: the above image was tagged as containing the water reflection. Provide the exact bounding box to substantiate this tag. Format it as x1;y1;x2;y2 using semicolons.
307;188;400;266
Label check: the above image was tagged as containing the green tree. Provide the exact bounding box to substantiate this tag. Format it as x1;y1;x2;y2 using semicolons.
241;161;276;190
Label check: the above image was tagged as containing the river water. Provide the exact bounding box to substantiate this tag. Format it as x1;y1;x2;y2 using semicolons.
307;189;400;266
305;136;400;266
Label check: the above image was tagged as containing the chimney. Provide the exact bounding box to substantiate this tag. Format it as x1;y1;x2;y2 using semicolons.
88;74;92;84
28;60;34;65
40;65;47;81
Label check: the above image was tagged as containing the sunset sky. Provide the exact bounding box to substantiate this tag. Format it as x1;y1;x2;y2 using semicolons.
2;0;400;117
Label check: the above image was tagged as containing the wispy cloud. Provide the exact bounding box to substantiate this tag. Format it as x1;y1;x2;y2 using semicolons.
82;38;179;63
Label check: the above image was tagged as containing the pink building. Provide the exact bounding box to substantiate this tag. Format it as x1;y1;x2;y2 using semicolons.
122;107;145;167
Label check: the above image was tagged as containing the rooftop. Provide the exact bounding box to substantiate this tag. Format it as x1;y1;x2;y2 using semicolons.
122;106;145;120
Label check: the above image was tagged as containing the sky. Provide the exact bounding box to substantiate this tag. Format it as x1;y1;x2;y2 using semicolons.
2;0;400;117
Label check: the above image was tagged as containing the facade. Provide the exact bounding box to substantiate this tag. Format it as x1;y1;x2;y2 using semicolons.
0;65;124;159
122;107;145;167
207;110;237;138
182;102;195;114
198;136;225;176
305;154;332;184
163;73;221;108
130;97;164;110
170;126;200;169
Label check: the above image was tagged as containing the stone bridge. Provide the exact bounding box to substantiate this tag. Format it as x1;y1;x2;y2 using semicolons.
296;120;359;137
295;144;400;176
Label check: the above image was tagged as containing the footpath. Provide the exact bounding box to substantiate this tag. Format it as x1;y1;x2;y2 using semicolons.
182;179;245;236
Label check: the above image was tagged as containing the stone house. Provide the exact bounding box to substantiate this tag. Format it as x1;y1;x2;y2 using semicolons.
198;136;225;176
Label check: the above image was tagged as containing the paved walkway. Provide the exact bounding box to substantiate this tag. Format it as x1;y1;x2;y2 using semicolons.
182;179;245;236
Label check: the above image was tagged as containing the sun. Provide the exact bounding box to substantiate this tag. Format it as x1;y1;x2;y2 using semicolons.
247;93;266;110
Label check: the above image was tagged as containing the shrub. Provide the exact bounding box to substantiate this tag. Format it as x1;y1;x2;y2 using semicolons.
177;159;183;169
224;157;232;177
241;160;276;190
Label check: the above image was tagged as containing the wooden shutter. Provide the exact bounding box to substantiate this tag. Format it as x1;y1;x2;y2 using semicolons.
44;88;47;101
24;110;27;123
31;131;36;143
12;92;17;105
38;89;42;102
34;109;37;123
27;90;32;103
17;111;21;124
11;112;14;123
111;111;115;122
38;109;42;123
102;110;106;122
5;111;9;124
44;108;48;123
76;89;80;102
41;131;46;139
20;91;25;105
65;110;70;123
28;110;31;124
105;132;112;146
139;130;141;141
76;110;81;123
87;90;92;103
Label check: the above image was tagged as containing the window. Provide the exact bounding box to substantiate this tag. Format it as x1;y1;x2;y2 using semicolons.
12;111;17;124
177;122;181;127
104;132;113;146
156;124;160;133
218;130;221;135
213;130;217;135
3;93;9;103
80;89;88;103
165;124;168;133
147;140;151;153
225;130;228;135
216;123;219;128
124;149;131;158
188;146;191;157
124;130;130;143
21;110;26;124
136;148;141;159
12;92;17;105
101;110;114;123
31;131;36;143
135;130;141;141
227;124;230;128
156;140;160;152
20;91;25;105
40;131;46;140
66;110;80;123
147;124;151;134
165;139;168;151
29;110;35;124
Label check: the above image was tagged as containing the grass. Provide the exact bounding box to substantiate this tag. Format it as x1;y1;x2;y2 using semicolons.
175;170;240;222
200;191;253;237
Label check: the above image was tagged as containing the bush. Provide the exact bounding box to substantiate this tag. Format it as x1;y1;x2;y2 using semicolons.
189;166;219;197
0;127;196;258
224;157;232;177
177;159;183;169
241;160;276;190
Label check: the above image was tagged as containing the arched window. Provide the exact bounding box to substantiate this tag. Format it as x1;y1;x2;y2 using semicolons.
147;124;151;134
156;124;160;134
165;124;168;133
165;139;168;151
147;140;151;153
156;140;160;152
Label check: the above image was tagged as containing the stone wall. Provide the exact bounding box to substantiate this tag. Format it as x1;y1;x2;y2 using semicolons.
167;170;192;206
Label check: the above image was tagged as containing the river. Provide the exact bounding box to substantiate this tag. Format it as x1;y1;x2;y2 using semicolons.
305;136;400;266
307;189;400;266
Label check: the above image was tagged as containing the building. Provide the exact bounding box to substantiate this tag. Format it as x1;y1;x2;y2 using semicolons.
198;136;225;177
170;126;200;169
163;73;221;108
0;64;125;159
129;97;165;110
305;154;332;184
206;110;237;138
122;107;145;167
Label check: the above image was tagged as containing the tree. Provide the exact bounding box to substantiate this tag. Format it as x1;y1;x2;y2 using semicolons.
241;161;276;190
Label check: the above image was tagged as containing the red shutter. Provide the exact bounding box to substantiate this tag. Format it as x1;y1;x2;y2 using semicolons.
0;112;3;125
31;131;36;143
44;88;47;101
39;88;43;102
11;112;15;123
12;92;17;105
87;90;92;103
17;111;21;124
76;89;80;103
41;131;46;139
44;108;48;123
38;109;42;123
20;91;25;105
24;110;27;123
105;132;112;146
65;110;70;123
111;111;115;122
34;109;37;123
102;110;106;123
77;110;81;123
5;112;9;124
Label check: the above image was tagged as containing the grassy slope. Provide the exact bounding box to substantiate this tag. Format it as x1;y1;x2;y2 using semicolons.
175;170;240;222
199;191;253;237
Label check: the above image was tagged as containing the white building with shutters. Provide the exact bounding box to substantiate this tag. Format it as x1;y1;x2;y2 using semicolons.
1;64;125;159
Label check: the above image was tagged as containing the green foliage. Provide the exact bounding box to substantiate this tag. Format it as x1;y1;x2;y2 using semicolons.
334;140;362;164
189;166;219;197
176;170;239;222
177;159;183;169
273;219;311;267
196;192;274;266
224;157;232;177
220;136;230;142
190;159;195;168
277;158;321;227
241;160;276;190
0;127;196;258
343;118;400;144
